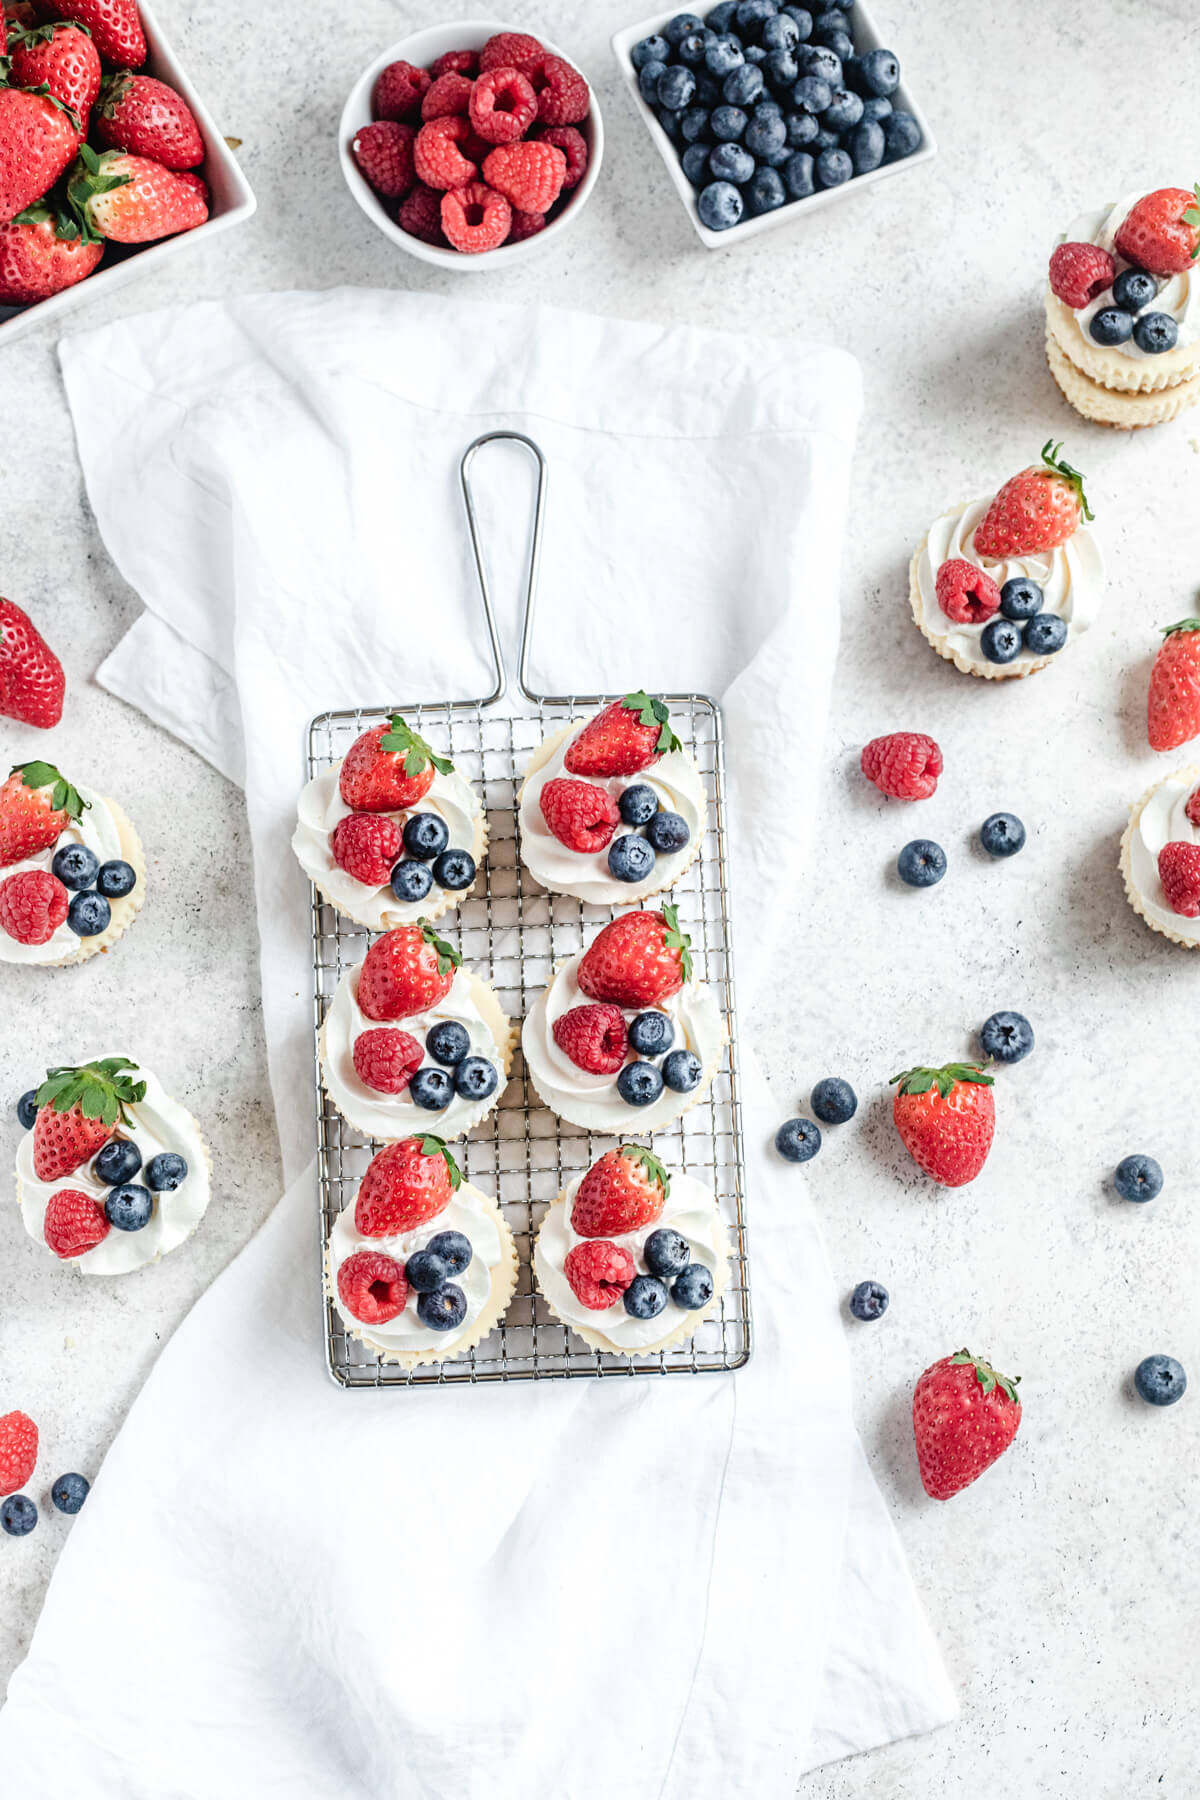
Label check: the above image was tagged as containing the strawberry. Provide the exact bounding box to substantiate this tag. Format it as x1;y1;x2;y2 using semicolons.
912;1350;1021;1500
67;144;207;242
338;715;452;813
0;598;65;725
0;868;68;943
0;202;102;302
31;1057;146;1181
1147;619;1200;752
0;761;85;867
538;776;619;853
93;71;203;169
1115;186;1200;277
0;86;82;226
357;921;461;1022
354;1135;461;1237
890;1062;995;1188
44;1186;110;1258
39;0;146;68
571;1145;669;1239
6;22;102;129
1158;841;1200;917
329;812;403;885
563;1240;635;1310
565;692;681;778
552;1002;628;1074
972;442;1092;560
336;1249;408;1324
4;4;40;30
0;1410;38;1497
578;905;692;1008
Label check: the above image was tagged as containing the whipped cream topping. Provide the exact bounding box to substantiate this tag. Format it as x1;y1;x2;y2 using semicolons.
518;721;706;903
328;1182;506;1357
0;783;125;966
292;765;482;927
322;965;508;1140
16;1065;210;1274
535;1170;727;1352
1057;197;1200;361
915;497;1104;674
522;952;724;1132
1127;769;1200;942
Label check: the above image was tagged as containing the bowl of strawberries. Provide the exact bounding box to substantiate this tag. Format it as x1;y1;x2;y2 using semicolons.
0;0;255;344
340;19;603;267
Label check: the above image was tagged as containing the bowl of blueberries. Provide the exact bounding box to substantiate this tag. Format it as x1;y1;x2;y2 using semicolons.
612;0;935;245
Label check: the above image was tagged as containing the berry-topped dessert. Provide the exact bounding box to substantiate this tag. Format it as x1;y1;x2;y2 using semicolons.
518;693;705;902
909;443;1104;679
14;1057;210;1274
0;759;144;966
522;906;724;1132
1120;761;1200;949
1045;186;1200;429
320;921;513;1139
533;1144;731;1356
326;1135;517;1367
293;715;485;930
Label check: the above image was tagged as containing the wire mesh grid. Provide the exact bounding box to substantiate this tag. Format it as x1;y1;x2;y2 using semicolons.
308;695;752;1388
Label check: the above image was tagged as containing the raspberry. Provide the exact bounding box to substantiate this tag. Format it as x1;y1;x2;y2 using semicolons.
934;557;1002;626
860;733;942;802
538;775;620;852
398;182;447;245
483;141;566;213
440;182;511;253
0;870;68;945
508;208;546;242
564;1240;636;1310
0;1411;37;1498
1158;841;1200;917
413;116;477;189
350;120;415;199
44;1188;110;1260
422;71;474;121
532;55;590;127
539;125;588;190
552;1003;628;1074
1048;241;1116;310
330;813;403;885
337;1250;408;1325
431;49;479;79
1187;786;1200;829
373;59;431;123
478;32;546;77
469;67;538;145
352;1027;425;1094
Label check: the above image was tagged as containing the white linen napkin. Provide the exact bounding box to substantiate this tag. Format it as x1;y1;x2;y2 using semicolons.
0;291;955;1795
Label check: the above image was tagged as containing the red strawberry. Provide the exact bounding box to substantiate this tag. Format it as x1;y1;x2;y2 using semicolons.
7;22;102;130
0;87;81;226
0;1410;38;1497
373;59;431;124
4;4;40;29
338;715;451;812
552;1002;628;1074
891;1062;995;1188
67;145;207;242
565;692;681;778
972;442;1092;560
538;776;619;853
1047;241;1115;309
0;598;65;726
44;1187;110;1259
0;869;68;943
357;921;461;1022
1115;186;1200;277
563;1239;636;1310
1158;841;1200;917
354;1135;460;1237
336;1249;408;1324
1147;619;1200;752
30;1057;146;1181
860;732;942;801
0;761;85;867
912;1349;1022;1500
39;0;146;68
578;906;692;1008
0;203;102;302
934;557;1001;626
330;812;403;885
570;1145;669;1239
352;1027;425;1094
483;140;566;212
93;71;203;169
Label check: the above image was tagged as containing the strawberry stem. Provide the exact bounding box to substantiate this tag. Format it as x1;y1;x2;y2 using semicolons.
619;1143;670;1199
12;760;87;821
1161;618;1200;638
35;1058;146;1128
661;904;693;983
379;714;453;778
890;1061;994;1098
623;690;682;756
419;1134;462;1189
1039;440;1093;521
949;1348;1020;1406
417;918;462;975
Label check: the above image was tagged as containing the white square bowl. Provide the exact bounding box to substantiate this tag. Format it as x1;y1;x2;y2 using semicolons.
611;0;936;250
0;0;256;346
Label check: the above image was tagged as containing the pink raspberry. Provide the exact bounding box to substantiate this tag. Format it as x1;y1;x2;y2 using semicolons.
373;59;431;123
44;1189;110;1260
397;182;448;245
532;54;590;126
552;1003;629;1075
860;732;943;802
935;557;1002;626
413;116;477;189
508;208;546;242
1159;840;1200;917
422;71;474;121
538;775;619;851
0;1411;37;1499
539;125;588;190
440;182;511;253
0;870;68;945
1186;785;1200;828
330;813;403;885
1048;241;1116;309
337;1250;408;1325
469;66;538;145
478;32;546;77
563;1239;637;1310
483;141;566;213
350;120;415;200
431;49;479;79
352;1028;425;1095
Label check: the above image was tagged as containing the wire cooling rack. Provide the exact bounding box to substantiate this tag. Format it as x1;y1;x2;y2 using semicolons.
308;434;751;1389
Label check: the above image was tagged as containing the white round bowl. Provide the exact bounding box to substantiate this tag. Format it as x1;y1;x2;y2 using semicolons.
339;18;604;271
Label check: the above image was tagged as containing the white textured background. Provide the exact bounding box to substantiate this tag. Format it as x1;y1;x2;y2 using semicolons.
1;0;1198;1793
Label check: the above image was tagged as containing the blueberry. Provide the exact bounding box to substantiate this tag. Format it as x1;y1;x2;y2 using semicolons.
1134;311;1179;355
814;6;850;28
796;42;841;83
427;1229;472;1275
822;84;862;131
1134;1354;1186;1407
978;812;1025;859
775;1116;821;1162
659;105;687;141
608;833;657;882
416;1284;468;1332
678;28;716;65
390;860;434;904
682;141;713;184
662;1049;703;1092
791;73;831;112
705;33;744;76
681;104;713;142
1089;307;1134;347
981;617;1023;664
761;11;800;50
644;1227;691;1278
736;0;778;33
628;1011;674;1056
432;849;475;890
105;1183;153;1232
96;859;137;899
781;2;813;33
745;38;768;60
849;1279;889;1321
665;11;706;44
711;102;748;139
93;1137;142;1186
819;27;853;60
784;110;818;147
980;1010;1034;1064
638;59;667;102
146;1151;188;1191
693;70;722;105
1023;613;1068;657
897;839;947;887
405;1248;451;1292
762;47;799;87
409;1067;453;1111
16;1089;38;1130
455;1056;498;1102
631;33;670;68
999;577;1043;620
724;62;764;104
624;1274;670;1320
782;149;815;197
705;0;739;28
709;143;756;186
882;110;921;160
848;118;884;173
617;1061;666;1106
746;107;787;157
402;812;450;860
642;811;690;856
658;63;697;109
815;146;853;187
855;45;899;95
698;179;745;229
1112;267;1157;314
51;843;99;891
811;125;838;150
811;1076;857;1123
1;1495;36;1537
50;1472;89;1514
672;1263;715;1309
1114;1154;1164;1204
860;95;892;121
67;891;110;937
427;1020;470;1066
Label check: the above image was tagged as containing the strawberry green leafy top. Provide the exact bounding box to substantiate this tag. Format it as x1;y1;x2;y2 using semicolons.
619;1143;671;1200
890;1061;994;1097
623;691;682;756
416;919;462;975
662;904;693;984
1040;440;1093;522
949;1349;1020;1407
419;1135;463;1189
1161;618;1200;638
35;1057;146;1126
380;715;454;779
13;760;88;822
1185;185;1200;256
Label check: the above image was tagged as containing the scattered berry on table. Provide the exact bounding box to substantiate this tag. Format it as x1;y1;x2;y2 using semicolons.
698;179;745;228
427;1021;470;1066
1089;307;1134;347
44;1188;109;1259
619;784;660;827
1115;186;1200;277
441;182;511;254
815;146;852;187
145;1152;188;1192
897;839;947;887
93;1137;142;1186
409;1067;453;1110
812;1076;857;1123
935;557;1001;626
624;1274;670;1320
391;860;434;904
66;890;110;937
564;1238;636;1309
402;812;450;860
50;843;99;891
608;833;657;883
1159;840;1200;917
644;1226;691;1278
404;1247;451;1293
455;1056;498;1101
628;1011;674;1056
861;731;942;801
617;1061;666;1107
980;618;1023;665
331;813;403;886
0;599;65;730
540;776;620;853
0;871;68;945
337;1249;408;1324
974;442;1091;560
105;1183;153;1232
1148;620;1200;752
16;1090;38;1130
891;1063;994;1187
353;1028;424;1095
1114;1154;1164;1204
1023;613;1068;657
1111;267;1157;313
979;812;1025;858
1133;312;1179;355
0;1411;38;1498
1133;1354;1187;1406
1048;241;1115;308
775;1116;821;1162
849;1279;889;1320
432;848;476;890
572;1145;670;1238
645;810;691;854
427;1229;472;1275
51;1472;89;1514
912;1350;1021;1499
673;1262;715;1309
351;120;416;199
663;1049;703;1092
484;140;567;212
999;577;1043;621
980;1011;1034;1064
96;860;137;899
0;1495;36;1537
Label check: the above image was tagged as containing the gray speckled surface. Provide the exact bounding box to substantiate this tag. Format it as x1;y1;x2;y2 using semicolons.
1;0;1198;1791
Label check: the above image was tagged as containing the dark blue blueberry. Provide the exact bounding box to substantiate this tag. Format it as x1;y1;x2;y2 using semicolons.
784;110;818;147
426;1020;470;1066
761;10;800;50
146;1151;188;1191
979;812;1026;858
416;1283;468;1331
658;63;697;109
981;617;1023;664
849;1279;889;1321
455;1055;498;1102
791;72;831;112
644;1227;691;1279
710;141;756;183
855;45;899;94
66;890;110;938
51;843;99;891
678;28;717;64
822;84;862;130
811;125;838;149
657;107;687;142
644;810;691;854
745;106;787;156
736;0;778;32
432;848;476;890
1114;1155;1164;1204
628;1011;674;1056
631;33;670;68
724;62;764;104
999;577;1043;620
693;70;722;105
705;33;745;76
815;26;853;61
1090;307;1133;347
665;11;706;44
681;104;713;142
1134;311;1179;355
624;1274;669;1320
409;1067;453;1111
762;47;799;87
775;1116;821;1162
711;102;748;139
405;1248;451;1292
897;839;946;887
427;1229;472;1275
1023;613;1068;657
860;95;892;121
16;1089;38;1130
617;1061;666;1107
1134;1354;1186;1407
815;146;853;187
1112;267;1157;314
391;859;434;904
1;1495;36;1537
105;1183;153;1232
782;149;815;197
882;109;921;160
682;141;713;184
811;1076;857;1123
697;179;745;229
638;59;667;103
93;1137;142;1186
672;1262;715;1309
608;833;657;882
781;2;813;35
813;5;850;27
796;41;841;83
746;40;770;61
402;812;450;859
980;1010;1034;1064
50;1472;89;1514
705;0;740;28
848;118;884;172
662;1049;703;1091
96;859;137;899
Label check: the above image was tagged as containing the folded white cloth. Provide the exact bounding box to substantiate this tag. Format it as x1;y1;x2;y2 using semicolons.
0;291;955;1795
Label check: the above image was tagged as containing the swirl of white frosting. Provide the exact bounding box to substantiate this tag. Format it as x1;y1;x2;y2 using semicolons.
1127;770;1200;942
15;1065;210;1274
915;496;1104;674
534;1171;726;1351
521;951;724;1132
0;783;125;967
1060;196;1200;361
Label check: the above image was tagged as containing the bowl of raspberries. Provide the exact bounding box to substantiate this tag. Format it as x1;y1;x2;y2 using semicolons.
341;20;603;266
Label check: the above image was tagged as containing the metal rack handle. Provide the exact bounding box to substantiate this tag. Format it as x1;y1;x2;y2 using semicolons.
459;430;549;706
